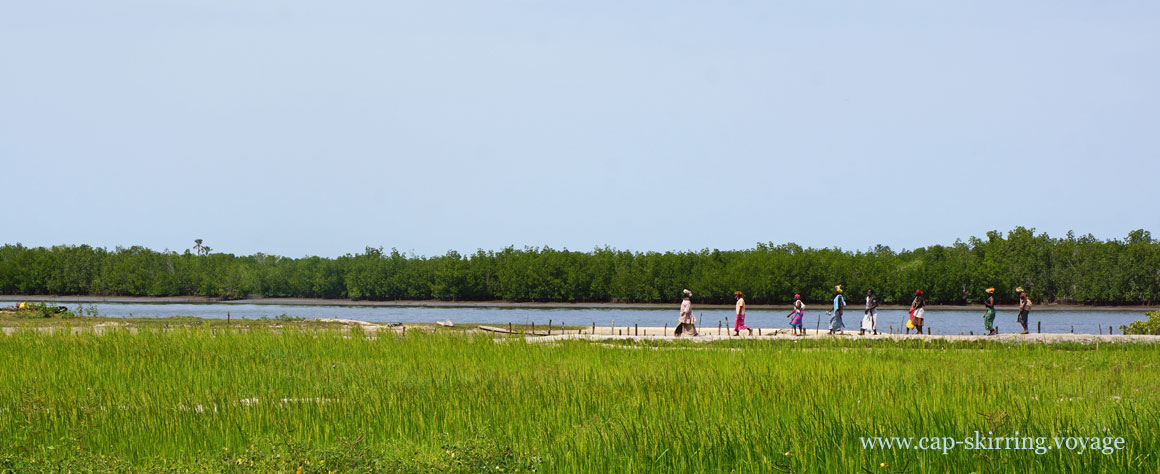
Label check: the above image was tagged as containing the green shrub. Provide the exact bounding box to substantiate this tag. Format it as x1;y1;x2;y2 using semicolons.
1121;310;1160;335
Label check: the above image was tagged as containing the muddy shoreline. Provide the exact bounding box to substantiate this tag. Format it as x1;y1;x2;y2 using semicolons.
2;295;1156;312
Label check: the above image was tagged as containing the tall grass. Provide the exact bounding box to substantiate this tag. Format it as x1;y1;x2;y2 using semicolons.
1;329;1157;472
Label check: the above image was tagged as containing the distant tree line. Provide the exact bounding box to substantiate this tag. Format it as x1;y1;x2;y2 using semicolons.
1;228;1157;305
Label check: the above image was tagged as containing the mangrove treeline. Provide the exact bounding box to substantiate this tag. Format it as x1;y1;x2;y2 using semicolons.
1;228;1157;305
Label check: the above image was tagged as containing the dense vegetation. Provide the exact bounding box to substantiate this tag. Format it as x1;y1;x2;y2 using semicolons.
1123;311;1160;335
1;227;1157;305
1;329;1156;473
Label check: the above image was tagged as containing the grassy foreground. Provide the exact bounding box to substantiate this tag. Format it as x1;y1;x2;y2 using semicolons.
1;330;1157;473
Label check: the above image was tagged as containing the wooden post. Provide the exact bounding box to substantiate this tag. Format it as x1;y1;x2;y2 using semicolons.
718;320;722;335
890;325;893;334
532;322;535;335
403;327;406;336
970;331;974;335
1037;321;1040;334
611;321;615;335
548;320;552;335
1071;325;1074;334
634;324;638;336
592;322;596;335
927;327;931;335
619;329;622;336
758;328;761;336
227;311;230;327
644;329;647;336
509;322;513;333
664;323;668;334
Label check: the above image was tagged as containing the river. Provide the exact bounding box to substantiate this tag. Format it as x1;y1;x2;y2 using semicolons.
2;300;1149;335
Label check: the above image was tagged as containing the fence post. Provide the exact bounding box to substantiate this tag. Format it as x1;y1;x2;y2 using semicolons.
927;327;931;335
592;322;596;335
548;320;552;335
634;324;638;336
1037;321;1040;334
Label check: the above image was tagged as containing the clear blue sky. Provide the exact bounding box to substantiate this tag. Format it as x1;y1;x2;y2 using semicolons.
2;1;1157;257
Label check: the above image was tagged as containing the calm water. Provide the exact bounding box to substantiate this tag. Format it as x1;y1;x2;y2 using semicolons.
3;300;1149;335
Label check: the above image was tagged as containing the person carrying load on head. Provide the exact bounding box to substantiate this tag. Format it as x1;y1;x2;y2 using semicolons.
827;285;846;335
1016;287;1032;334
983;288;997;335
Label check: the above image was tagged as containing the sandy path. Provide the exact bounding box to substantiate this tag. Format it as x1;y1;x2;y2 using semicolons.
520;326;1160;344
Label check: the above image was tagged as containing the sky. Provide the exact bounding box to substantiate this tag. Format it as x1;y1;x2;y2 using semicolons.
2;1;1158;258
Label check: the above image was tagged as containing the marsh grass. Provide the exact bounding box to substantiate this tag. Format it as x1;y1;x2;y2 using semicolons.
0;329;1157;472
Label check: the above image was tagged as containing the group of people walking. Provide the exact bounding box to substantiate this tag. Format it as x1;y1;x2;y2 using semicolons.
675;285;1032;337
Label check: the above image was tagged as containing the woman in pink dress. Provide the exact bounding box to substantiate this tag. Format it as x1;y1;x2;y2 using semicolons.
734;291;752;336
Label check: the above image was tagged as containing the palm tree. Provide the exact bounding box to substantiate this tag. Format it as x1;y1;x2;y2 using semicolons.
202;246;212;255
193;239;204;256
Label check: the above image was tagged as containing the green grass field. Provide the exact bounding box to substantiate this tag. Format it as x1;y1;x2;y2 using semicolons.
1;329;1157;473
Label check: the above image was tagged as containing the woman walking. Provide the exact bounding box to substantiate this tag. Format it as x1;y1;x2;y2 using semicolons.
675;289;699;337
1016;287;1032;334
861;289;879;335
733;291;752;336
983;288;997;335
787;293;805;336
827;285;846;335
909;289;925;335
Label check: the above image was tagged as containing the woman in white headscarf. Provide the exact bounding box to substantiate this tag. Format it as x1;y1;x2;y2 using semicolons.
675;289;699;336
